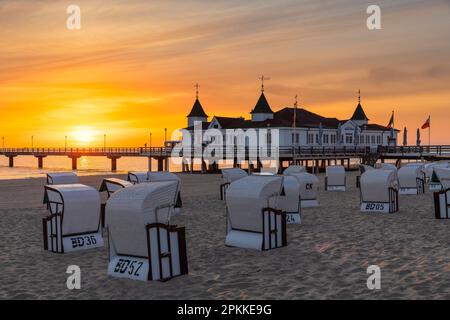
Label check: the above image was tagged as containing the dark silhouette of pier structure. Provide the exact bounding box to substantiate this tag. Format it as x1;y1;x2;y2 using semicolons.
1;145;449;172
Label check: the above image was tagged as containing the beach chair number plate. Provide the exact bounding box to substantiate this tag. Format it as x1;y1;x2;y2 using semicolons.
327;186;345;191
63;232;104;252
361;202;388;213
108;256;149;281
286;213;301;224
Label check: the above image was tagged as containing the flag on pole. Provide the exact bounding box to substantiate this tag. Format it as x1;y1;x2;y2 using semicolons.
421;116;430;129
387;111;394;128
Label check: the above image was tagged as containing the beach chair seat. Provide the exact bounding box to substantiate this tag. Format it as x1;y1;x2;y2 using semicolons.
225;175;286;251
42;184;103;253
360;170;399;213
277;176;301;224
398;166;425;195
127;171;148;184
325;166;346;191
286;172;320;208
106;182;188;281
220;168;248;200
46;172;79;185
99;178;132;227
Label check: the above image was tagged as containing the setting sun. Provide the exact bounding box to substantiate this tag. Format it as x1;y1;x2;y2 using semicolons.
70;127;98;145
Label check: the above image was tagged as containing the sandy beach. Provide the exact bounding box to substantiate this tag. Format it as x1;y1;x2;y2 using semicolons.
1;171;450;300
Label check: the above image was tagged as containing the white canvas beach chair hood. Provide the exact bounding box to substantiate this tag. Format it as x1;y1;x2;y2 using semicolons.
398;166;425;195
46;172;79;185
428;164;449;191
286;172;320;208
42;184;103;253
325;166;346;191
360;170;399;213
99;178;133;228
435;167;450;190
106;182;188;281
147;172;182;212
283;165;306;175
277;176;301;224
356;165;374;188
225;175;286;251
99;178;132;197
220;168;248;200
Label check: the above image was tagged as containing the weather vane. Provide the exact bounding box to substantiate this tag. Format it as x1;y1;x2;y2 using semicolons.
259;75;270;93
358;89;361;104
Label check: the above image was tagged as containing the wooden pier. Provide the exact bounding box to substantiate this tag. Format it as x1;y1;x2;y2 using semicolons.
0;145;449;172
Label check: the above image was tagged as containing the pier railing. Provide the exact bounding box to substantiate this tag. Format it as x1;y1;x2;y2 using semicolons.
0;145;449;158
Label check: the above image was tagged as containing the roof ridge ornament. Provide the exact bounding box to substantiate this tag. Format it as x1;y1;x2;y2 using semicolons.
194;83;200;100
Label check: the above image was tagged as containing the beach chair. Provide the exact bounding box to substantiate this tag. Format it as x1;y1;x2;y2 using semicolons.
433;168;450;219
46;172;79;185
283;165;306;175
356;164;374;188
106;182;188;282
286;172;320;208
277;176;301;224
220;168;248;200
325;166;346;191
99;178;132;228
360;170;399;213
127;171;148;184
42;184;103;253
225;175;286;251
398;166;425;195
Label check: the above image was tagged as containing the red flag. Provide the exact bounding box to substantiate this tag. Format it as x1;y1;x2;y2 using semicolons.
421;116;430;129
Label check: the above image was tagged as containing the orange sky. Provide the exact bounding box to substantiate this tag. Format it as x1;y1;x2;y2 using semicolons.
1;0;450;147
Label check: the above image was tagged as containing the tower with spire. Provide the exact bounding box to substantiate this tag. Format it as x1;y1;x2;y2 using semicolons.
187;83;208;127
350;89;369;126
251;75;274;122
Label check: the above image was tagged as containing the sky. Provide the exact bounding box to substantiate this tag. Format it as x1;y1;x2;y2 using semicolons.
0;0;449;147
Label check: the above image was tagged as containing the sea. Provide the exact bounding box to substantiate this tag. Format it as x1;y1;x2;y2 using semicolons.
0;156;188;180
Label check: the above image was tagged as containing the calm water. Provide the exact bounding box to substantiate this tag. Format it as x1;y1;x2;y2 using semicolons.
0;156;185;180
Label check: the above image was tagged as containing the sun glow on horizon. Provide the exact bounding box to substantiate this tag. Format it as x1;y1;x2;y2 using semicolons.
70;127;99;145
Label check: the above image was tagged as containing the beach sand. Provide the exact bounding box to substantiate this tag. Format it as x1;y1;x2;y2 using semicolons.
1;171;450;300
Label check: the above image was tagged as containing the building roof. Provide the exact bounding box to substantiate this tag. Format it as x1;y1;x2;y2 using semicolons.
187;98;208;118
351;103;369;121
186;107;395;132
361;124;400;132
250;93;273;114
